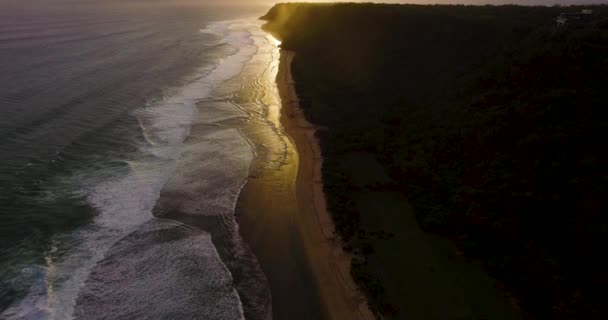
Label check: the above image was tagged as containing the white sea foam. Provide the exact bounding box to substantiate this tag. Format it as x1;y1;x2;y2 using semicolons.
71;222;245;320
1;19;263;320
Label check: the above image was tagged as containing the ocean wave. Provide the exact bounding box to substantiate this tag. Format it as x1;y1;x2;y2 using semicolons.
1;18;264;320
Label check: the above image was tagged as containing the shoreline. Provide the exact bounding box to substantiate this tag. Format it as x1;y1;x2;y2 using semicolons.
275;50;375;320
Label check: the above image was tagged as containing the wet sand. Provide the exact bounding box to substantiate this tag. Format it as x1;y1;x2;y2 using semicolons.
237;49;374;320
276;51;375;320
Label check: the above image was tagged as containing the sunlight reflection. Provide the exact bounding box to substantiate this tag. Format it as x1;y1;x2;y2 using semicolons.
267;34;282;47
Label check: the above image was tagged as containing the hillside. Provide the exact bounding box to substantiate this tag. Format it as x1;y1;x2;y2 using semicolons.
263;3;608;319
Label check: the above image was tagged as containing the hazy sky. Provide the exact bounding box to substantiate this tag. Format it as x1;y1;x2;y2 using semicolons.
1;0;605;8
253;0;607;5
139;0;607;7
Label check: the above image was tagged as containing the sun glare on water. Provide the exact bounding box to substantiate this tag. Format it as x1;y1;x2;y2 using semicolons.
268;34;282;47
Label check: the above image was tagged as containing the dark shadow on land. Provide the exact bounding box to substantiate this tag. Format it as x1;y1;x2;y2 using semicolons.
262;3;608;319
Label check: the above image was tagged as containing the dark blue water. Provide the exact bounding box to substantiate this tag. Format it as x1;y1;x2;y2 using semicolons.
0;1;270;319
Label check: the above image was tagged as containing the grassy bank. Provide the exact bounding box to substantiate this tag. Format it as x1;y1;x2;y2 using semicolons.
262;3;608;319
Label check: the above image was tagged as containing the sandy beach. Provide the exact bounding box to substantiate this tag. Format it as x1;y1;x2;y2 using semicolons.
274;50;375;320
235;46;374;319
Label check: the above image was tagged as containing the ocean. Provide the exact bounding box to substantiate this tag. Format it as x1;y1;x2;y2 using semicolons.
0;1;275;319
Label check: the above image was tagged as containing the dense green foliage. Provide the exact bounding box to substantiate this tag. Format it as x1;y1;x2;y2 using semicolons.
263;3;608;319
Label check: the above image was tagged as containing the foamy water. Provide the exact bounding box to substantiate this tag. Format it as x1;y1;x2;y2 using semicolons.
1;16;272;320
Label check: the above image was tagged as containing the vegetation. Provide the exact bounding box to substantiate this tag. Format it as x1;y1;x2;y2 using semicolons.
263;3;608;319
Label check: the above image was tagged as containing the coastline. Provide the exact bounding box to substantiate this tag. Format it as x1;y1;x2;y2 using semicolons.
273;50;522;320
233;40;326;318
256;17;523;319
275;50;375;320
